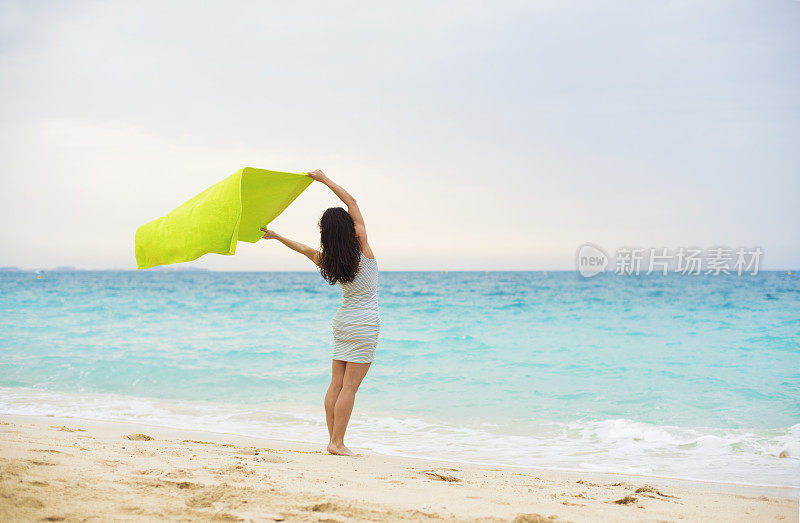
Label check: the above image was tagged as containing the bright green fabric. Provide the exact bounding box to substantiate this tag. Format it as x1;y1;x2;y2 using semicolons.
135;167;312;269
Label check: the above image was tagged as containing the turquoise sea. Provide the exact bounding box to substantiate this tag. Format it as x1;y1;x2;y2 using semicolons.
1;270;798;487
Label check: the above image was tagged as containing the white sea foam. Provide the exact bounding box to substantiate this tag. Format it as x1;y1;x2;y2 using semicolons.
1;387;797;488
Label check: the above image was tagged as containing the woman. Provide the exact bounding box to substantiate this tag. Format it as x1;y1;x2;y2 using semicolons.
260;169;379;457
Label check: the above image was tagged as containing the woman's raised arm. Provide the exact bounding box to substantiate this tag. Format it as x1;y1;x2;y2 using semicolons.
261;228;320;266
305;169;373;258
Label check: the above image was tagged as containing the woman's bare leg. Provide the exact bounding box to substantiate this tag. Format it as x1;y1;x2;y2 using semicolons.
327;361;370;456
325;360;346;442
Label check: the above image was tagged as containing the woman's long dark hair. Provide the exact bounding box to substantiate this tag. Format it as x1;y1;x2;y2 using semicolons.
318;207;360;285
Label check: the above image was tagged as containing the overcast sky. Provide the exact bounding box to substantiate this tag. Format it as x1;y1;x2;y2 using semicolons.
1;0;797;271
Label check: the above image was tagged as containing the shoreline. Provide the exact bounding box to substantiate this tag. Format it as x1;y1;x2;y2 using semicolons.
1;413;796;522
3;412;798;497
3;386;797;490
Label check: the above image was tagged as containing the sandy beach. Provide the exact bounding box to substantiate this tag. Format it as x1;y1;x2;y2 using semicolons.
0;414;796;522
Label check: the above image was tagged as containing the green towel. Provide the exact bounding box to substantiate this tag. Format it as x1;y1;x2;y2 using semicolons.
135;167;313;269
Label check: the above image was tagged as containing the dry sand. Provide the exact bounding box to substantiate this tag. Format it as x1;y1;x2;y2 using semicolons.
0;414;796;522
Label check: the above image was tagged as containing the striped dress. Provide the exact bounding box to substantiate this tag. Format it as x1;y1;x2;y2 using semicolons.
332;251;380;363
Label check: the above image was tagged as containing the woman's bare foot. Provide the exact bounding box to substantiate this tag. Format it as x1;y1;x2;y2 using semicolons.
327;442;358;456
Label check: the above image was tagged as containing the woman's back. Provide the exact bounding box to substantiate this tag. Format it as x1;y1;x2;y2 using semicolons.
335;252;380;325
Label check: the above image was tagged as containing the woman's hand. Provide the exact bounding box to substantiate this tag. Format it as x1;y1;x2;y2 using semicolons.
260;227;278;240
305;169;328;182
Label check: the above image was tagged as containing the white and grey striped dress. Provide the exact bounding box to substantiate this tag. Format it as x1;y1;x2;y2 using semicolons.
332;251;380;363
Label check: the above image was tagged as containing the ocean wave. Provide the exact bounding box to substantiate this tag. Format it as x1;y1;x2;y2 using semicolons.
0;387;797;488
